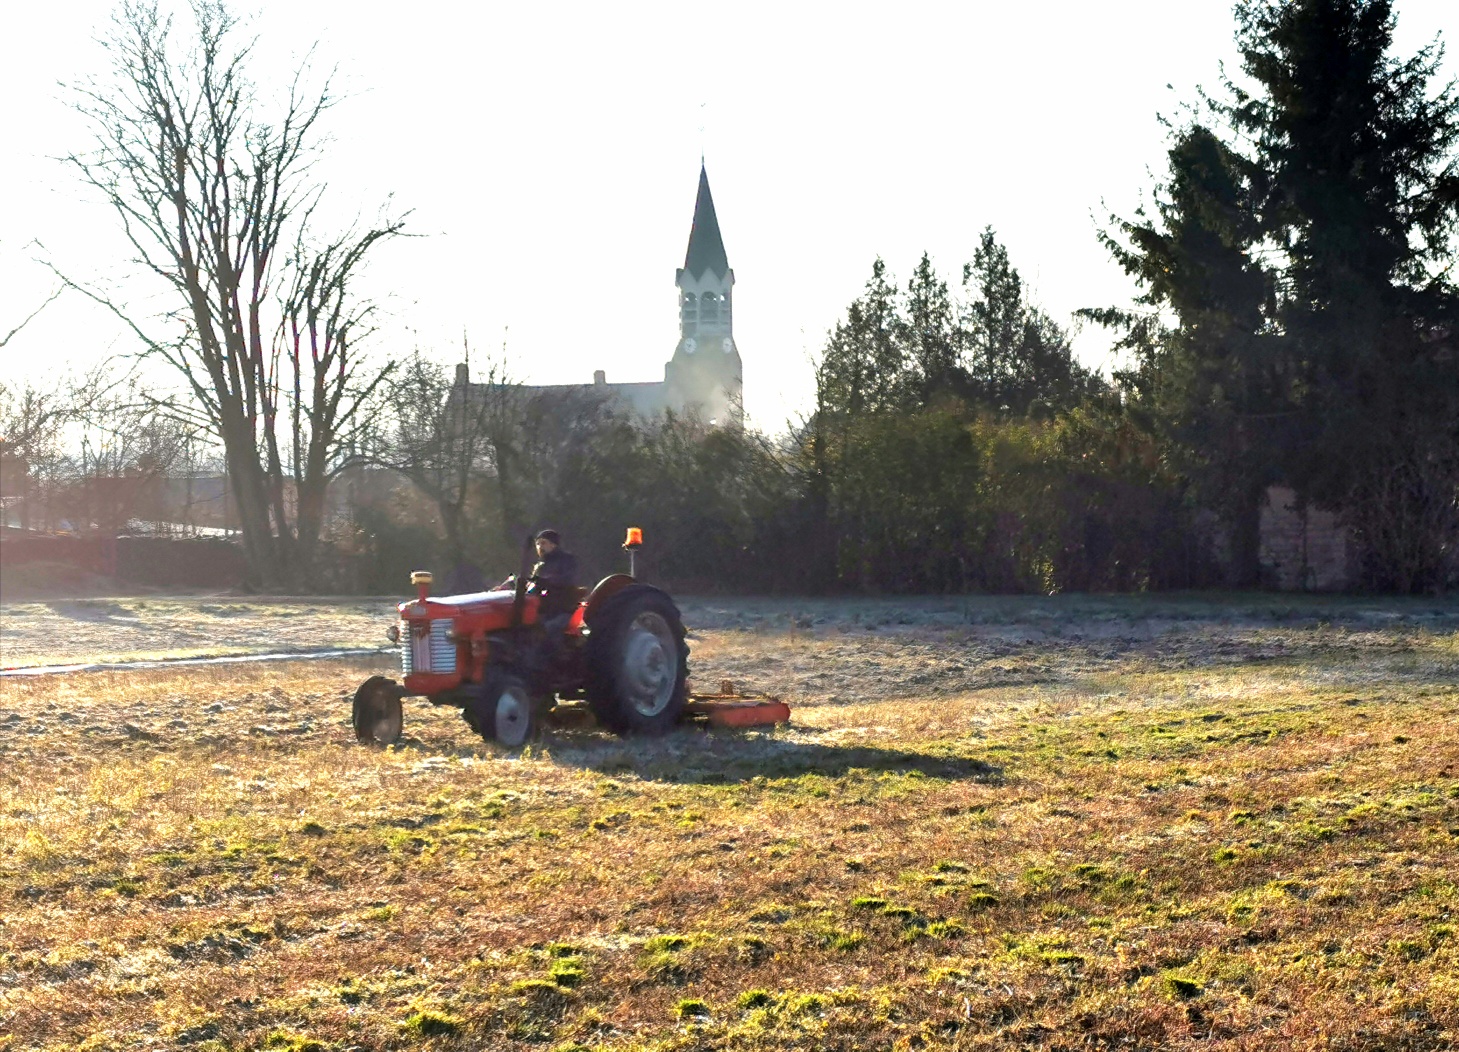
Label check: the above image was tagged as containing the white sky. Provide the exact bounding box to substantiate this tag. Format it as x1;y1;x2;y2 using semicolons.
2;0;1454;431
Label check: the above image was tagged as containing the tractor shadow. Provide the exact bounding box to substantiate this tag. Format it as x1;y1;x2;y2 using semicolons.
542;724;1003;786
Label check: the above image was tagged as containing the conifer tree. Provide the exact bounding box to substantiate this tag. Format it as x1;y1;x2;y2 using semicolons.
1096;126;1285;584
1098;0;1459;590
901;253;960;405
1230;0;1459;590
963;228;1097;416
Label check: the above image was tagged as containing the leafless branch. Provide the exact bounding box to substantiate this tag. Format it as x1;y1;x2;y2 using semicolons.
0;287;64;350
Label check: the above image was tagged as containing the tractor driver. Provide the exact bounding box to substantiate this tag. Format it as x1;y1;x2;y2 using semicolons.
491;530;578;664
527;530;578;671
530;529;579;630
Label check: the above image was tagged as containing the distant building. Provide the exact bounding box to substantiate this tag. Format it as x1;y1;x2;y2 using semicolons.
452;164;744;426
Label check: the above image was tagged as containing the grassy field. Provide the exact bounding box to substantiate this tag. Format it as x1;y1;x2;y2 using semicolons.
1;597;1458;1050
0;597;397;669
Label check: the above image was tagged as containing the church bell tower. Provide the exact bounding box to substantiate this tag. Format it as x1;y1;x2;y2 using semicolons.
667;164;743;425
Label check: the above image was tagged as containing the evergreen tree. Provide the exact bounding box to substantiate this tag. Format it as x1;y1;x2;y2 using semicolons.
963;228;1099;415
1096;0;1459;590
814;258;909;418
901;252;962;405
1229;0;1459;590
1095;126;1287;584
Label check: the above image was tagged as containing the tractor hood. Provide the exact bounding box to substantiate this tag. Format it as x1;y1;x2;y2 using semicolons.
397;588;525;621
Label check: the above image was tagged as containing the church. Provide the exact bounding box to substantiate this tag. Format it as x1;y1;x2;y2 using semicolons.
451;164;744;426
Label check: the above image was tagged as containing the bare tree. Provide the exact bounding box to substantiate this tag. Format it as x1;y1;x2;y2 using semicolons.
61;375;194;534
376;351;518;564
0;382;70;531
59;0;406;589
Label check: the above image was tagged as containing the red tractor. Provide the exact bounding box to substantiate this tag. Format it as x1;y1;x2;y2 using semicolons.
352;533;695;747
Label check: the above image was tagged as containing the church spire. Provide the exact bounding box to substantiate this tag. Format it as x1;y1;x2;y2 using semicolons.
682;164;729;280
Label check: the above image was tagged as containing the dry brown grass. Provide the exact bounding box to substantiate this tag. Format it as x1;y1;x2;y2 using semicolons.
1;599;1457;1050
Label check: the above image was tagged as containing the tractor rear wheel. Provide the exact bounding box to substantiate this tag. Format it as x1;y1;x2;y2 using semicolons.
585;585;688;736
467;671;537;748
353;676;404;746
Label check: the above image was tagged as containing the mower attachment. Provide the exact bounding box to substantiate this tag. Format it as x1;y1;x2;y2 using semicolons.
683;680;791;728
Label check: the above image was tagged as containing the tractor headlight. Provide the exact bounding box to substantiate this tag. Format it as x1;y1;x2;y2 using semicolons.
386;623;400;644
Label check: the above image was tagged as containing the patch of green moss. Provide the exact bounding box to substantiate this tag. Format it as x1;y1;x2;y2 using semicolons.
1044;950;1084;967
927;966;969;985
1164;975;1202;999
738;934;770;962
265;1031;330;1052
784;993;826;1017
400;1009;462;1037
1021;866;1055;888
737;989;773;1009
508;978;561;997
638;934;697;984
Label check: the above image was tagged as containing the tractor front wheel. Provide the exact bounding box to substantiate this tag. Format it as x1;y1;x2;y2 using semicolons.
353;676;405;746
585;585;688;736
467;671;537;748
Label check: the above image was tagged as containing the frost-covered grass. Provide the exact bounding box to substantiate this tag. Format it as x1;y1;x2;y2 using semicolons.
5;587;1454;669
0;597;397;668
1;598;1457;1050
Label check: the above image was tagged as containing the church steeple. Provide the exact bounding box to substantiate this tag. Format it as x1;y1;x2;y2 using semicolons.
668;163;742;426
682;165;729;280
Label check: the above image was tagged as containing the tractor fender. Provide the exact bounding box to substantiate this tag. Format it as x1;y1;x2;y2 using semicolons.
583;573;638;626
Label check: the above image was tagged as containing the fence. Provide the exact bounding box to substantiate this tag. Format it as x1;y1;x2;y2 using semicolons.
0;533;247;592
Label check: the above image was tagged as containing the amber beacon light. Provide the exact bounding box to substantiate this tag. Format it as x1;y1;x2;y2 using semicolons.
623;527;643;577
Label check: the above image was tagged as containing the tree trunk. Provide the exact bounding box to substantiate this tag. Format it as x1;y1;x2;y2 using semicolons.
221;420;280;590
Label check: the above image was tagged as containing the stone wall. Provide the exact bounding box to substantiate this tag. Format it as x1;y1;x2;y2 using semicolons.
1258;486;1357;591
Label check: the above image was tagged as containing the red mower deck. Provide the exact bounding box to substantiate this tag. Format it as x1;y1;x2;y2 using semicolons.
683;680;791;728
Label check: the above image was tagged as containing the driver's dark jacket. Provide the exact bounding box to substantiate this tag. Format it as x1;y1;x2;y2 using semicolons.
531;548;579;619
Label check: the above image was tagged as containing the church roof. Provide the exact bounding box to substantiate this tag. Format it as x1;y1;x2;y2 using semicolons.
682;165;730;280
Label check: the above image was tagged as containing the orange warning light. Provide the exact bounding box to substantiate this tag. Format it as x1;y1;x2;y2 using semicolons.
624;527;643;549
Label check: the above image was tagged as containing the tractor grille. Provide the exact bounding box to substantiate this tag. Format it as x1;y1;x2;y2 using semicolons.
401;620;456;676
